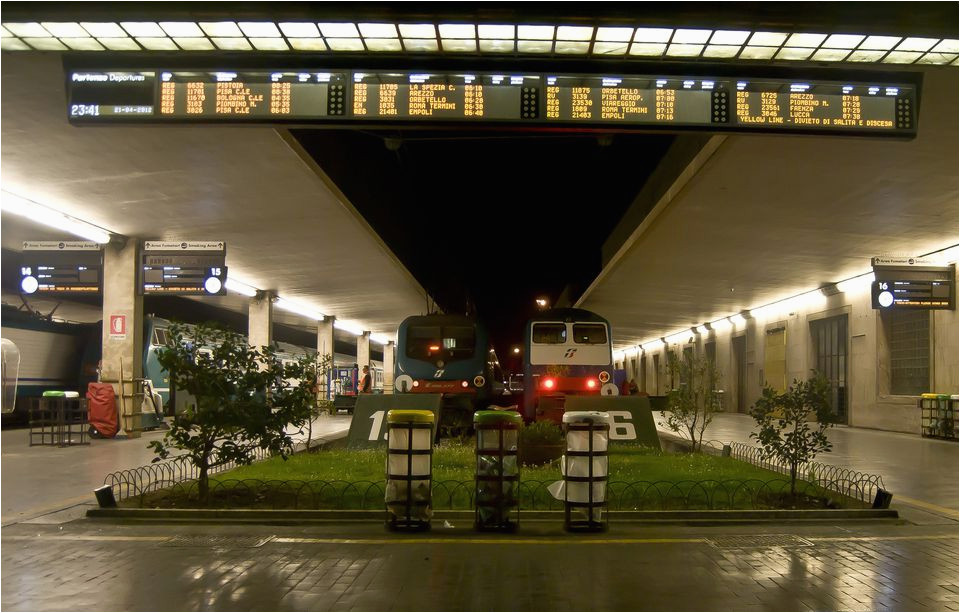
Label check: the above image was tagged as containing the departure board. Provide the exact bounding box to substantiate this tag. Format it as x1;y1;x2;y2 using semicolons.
20;241;102;294
141;241;227;296
544;76;719;125
352;73;538;120
66;68;918;137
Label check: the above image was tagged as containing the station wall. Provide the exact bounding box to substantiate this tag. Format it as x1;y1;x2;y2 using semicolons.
616;260;958;434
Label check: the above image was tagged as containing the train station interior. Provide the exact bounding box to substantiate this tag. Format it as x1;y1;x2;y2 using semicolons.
1;2;958;611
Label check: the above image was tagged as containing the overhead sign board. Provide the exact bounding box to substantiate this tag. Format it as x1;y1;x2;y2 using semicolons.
66;69;918;138
140;240;227;296
19;241;102;294
871;257;955;310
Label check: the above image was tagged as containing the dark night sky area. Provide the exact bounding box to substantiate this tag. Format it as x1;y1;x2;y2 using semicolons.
294;129;672;358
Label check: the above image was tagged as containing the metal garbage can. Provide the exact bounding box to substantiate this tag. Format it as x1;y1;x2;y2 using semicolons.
474;410;522;532
385;409;434;531
561;411;609;532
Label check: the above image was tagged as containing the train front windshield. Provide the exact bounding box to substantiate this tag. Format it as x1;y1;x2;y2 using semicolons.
405;325;476;363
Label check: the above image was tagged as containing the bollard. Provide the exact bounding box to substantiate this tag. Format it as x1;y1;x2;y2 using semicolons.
385;409;435;531
474;410;522;532
561;411;609;532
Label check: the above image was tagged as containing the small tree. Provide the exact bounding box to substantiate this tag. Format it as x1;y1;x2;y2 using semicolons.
749;372;835;496
304;352;334;451
149;323;317;504
660;351;721;452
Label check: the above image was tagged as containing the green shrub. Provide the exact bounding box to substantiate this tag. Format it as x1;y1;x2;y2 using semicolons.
519;420;564;446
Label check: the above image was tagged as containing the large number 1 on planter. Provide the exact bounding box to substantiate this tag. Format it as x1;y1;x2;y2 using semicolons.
368;410;389;441
607;411;637;440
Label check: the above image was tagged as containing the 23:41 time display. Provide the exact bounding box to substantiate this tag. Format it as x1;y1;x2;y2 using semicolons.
70;104;100;117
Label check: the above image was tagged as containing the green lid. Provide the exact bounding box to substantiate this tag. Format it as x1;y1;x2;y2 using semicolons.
387;409;435;424
42;391;66;397
473;410;522;426
937;394;951;399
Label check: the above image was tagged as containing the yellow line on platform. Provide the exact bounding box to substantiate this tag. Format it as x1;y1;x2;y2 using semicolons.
893;495;960;519
808;535;956;543
273;537;708;545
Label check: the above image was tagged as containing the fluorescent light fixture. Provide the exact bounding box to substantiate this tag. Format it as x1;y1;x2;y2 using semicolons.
696;325;709;335
319;22;359;38
359;23;397;38
739;46;778;60
918;52;959;65
61;38;104;51
666;43;703;57
786;32;826;47
439;23;476;38
279;22;320;38
666;331;691;344
79;22;125;37
41;22;88;37
276;298;325;321
710;30;750;45
399;23;435;38
672;28;711;44
554;41;590;54
224;278;258;297
480;39;514;52
326;38;364;51
556;26;594;41
592;42;628;55
24;37;67;51
1;191;111;243
211;37;252;51
366;38;402;51
442;39;476;52
812;48;851;61
836;272;875;294
932;39;960;53
748;31;787;46
334;320;364;336
642;340;665;351
704;45;740;58
0;38;29;50
859;35;901;50
137;37;177;50
174;37;214;51
158;22;203;38
883;51;923;64
518;24;554;40
370;334;392;345
199;22;242;37
896;37;938;52
847;49;886;62
478;24;514;39
4;22;51;37
630;43;666;56
288;38;327;51
0;26;12;37
776;47;815;60
594;27;633;42
403;38;439;52
822;34;865;48
633;27;673;43
250;37;288;51
238;22;281;38
517;40;552;53
98;38;140;51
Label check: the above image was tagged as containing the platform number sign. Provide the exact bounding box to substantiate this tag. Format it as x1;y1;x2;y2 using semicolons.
606;411;638;440
563;397;662;448
345;395;443;448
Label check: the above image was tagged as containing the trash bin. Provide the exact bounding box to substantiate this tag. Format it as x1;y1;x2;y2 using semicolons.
474;410;522;532
561;411;609;532
385;409;434;531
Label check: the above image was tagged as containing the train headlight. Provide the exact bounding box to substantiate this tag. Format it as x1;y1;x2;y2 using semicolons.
395;374;414;392
598;371;610;383
473;375;485;387
20;275;39;294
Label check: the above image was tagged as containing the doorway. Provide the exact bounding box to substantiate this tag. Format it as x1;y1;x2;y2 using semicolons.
810;315;848;423
732;335;747;412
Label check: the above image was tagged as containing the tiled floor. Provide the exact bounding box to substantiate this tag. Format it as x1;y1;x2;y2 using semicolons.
2;520;957;611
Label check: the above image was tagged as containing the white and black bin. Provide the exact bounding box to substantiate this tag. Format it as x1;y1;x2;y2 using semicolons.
561;411;609;532
385;409;435;531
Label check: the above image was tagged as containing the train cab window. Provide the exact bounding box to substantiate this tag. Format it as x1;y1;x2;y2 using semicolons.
573;324;607;345
532;323;566;344
153;328;169;347
406;325;476;362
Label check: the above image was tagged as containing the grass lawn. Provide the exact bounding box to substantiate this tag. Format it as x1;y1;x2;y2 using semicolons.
127;443;852;510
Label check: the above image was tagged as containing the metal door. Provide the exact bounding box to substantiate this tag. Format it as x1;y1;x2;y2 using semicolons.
810;315;848;423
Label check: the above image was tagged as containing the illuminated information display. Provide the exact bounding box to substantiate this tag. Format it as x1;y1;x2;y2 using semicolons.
66;69;917;137
20;241;102;294
871;257;955;310
141;241;227;296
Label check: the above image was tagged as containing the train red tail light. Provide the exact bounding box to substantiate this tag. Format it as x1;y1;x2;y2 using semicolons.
412;380;420;388
586;379;597;389
542;378;556;390
461;380;469;388
429;345;440;352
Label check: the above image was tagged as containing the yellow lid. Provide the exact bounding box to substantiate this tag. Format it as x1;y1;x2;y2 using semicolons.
921;393;939;399
387;409;435;424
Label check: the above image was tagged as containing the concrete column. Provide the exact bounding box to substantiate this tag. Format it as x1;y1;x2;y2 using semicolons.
382;341;395;395
316;316;335;401
248;291;274;352
357;331;371;371
101;239;143;438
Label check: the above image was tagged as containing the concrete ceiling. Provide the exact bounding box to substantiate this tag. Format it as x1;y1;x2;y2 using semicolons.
579;67;959;348
1;52;430;339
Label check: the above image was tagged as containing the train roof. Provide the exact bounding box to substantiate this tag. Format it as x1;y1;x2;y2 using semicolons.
526;308;610;325
399;313;484;328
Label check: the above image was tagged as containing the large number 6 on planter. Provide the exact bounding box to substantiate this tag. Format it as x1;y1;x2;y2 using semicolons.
607;411;637;441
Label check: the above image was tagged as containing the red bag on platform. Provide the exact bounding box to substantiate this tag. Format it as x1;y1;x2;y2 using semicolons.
86;382;118;438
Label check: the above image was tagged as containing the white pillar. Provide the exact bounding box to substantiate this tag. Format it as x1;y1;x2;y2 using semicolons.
101;239;143;438
357;331;371;371
317;316;335;401
248;291;274;351
382;341;395;395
